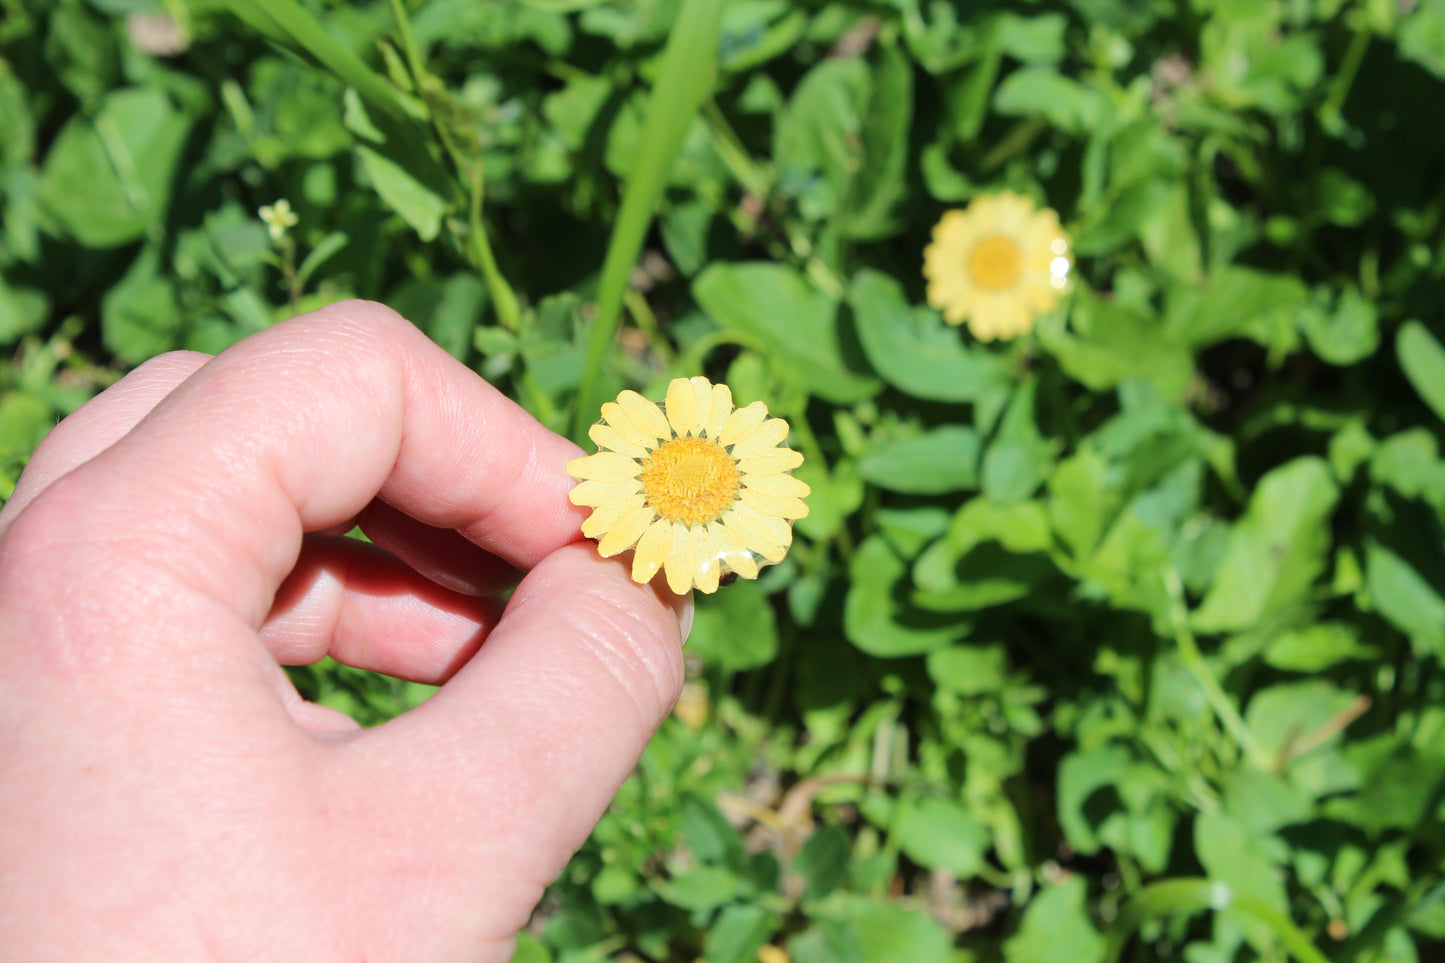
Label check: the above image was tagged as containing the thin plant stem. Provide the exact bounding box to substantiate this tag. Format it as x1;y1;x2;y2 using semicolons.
1164;568;1274;772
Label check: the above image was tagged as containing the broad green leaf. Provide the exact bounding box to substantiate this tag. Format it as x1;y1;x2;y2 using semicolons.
993;67;1107;133
1164;266;1308;353
981;381;1056;505
790;920;867;963
1192;457;1340;633
794;457;864;542
1365;541;1445;655
1301;286;1379;366
1047;445;1114;558
926;643;1008;696
694;263;879;403
849;270;1012;403
1194;811;1290;953
1003;877;1105;963
0;391;51;458
703;904;778;963
1263;623;1378;672
844;534;964;657
653;865;741;911
851;898;953;963
345;91;451;242
101;247;182;365
793;826;849;901
858;426;980;495
1397;321;1445;424
689;579;779;672
38;87;193;248
1036;290;1193;399
913;499;1057;611
843;42;912;239
0;276;48;346
893;795;990;878
1244;679;1361;766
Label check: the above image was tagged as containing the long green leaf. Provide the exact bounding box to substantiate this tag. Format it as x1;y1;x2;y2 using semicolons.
224;0;424;122
1398;320;1445;424
1105;878;1331;963
571;0;727;440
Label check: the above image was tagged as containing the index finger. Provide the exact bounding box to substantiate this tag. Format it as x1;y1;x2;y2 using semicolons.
1;300;584;634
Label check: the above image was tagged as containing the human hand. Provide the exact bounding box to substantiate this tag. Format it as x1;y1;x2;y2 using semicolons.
0;301;690;962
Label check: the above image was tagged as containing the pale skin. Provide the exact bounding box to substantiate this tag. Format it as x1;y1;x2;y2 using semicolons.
0;301;691;962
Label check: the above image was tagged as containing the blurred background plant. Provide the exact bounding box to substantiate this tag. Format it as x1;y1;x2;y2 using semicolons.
4;0;1445;960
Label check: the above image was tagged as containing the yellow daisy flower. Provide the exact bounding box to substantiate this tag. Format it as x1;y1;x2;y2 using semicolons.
566;377;810;595
922;191;1073;341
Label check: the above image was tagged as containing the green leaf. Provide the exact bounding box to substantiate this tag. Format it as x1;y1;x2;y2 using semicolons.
1164;266;1308;353
858;427;980;495
694;263;879;403
345;91;451;241
689;580;780;672
574;0;728;437
101;247;182;365
38;87;193;248
843;42;912;239
654;865;742;911
791;919;867;963
1194;811;1290;952
849;270;1012;403
981;381;1056;505
793;826;849;901
0;275;49;346
893;795;990;879
1365;541;1445;655
1263;623;1378;672
1301;286;1379;366
844;534;964;657
1004;877;1106;963
1192;457;1340;633
0;391;52;459
993;67;1107;134
1397;321;1445;424
703;904;778;963
1035;289;1193;399
851;898;954;963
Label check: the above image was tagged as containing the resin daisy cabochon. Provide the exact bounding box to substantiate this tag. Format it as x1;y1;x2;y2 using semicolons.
922;190;1073;342
566;377;810;595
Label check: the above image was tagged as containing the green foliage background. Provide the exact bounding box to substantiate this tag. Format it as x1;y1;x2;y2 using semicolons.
5;0;1445;960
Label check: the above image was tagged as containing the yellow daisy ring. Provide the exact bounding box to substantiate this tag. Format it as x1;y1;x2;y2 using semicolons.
922;190;1073;341
566;377;810;594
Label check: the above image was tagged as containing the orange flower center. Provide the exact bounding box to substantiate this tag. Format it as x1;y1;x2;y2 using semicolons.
641;437;740;526
968;235;1023;291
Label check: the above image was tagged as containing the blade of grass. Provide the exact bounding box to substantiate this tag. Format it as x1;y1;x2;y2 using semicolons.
223;0;424;122
1105;878;1331;963
571;0;727;441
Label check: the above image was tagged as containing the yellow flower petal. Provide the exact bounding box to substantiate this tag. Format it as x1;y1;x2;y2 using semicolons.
663;522;697;594
744;472;811;499
597;505;656;557
720;402;769;447
691;528;723;594
601;402;659;449
589;422;648;459
568;478;642;508
757;510;794;552
738;447;803;474
704;383;732;440
581;493;646;539
729;417;791;459
709;522;758;580
739;488;809;520
567;451;643;482
720;508;785;562
665;378;702;437
617;390;673;441
631;518;673;583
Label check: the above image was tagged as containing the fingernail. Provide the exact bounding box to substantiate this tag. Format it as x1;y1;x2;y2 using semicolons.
677;594;695;645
